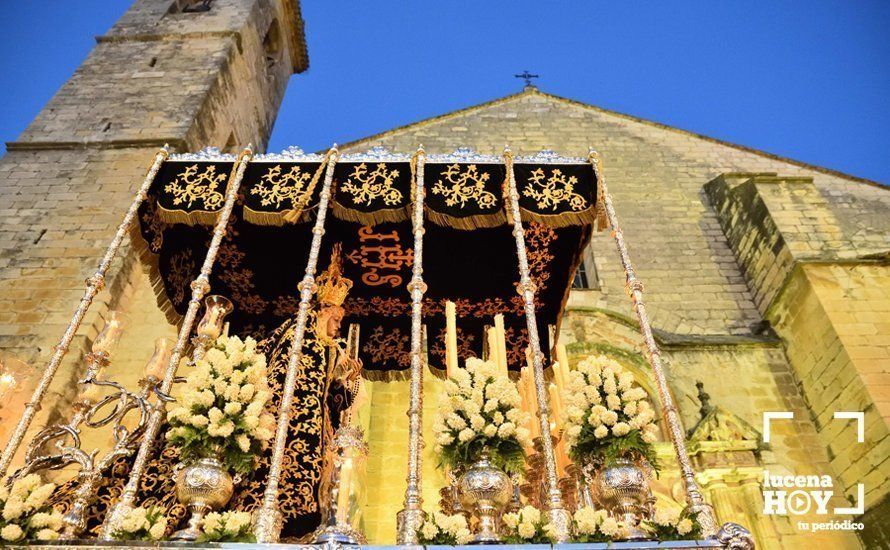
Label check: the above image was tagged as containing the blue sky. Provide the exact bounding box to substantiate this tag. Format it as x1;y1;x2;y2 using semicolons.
0;1;888;183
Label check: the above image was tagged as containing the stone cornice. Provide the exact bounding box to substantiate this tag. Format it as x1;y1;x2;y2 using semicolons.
563;306;781;349
5;138;188;152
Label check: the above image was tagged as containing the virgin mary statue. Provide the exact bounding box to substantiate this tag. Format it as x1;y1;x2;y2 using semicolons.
52;246;362;542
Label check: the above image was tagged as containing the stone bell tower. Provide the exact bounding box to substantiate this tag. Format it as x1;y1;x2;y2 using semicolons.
0;0;307;458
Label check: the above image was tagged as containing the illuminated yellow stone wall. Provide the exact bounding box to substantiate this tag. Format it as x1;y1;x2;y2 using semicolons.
358;373;449;543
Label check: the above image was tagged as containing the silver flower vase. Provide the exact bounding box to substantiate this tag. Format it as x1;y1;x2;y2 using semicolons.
458;451;513;544
593;456;651;540
170;457;235;541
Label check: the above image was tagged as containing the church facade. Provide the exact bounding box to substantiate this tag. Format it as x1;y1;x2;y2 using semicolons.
0;1;887;549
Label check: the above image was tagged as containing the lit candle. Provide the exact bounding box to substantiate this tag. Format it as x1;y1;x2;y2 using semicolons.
143;338;172;380
549;382;564;432
522;353;541;440
494;314;508;375
445;301;458;379
0;372;16;406
337;456;354;522
555;437;569;476
556;342;570;374
92;312;126;354
487;327;499;367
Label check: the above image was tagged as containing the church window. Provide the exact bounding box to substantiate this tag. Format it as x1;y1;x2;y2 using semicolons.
223;132;238;154
572;251;601;290
170;0;213;13
263;19;283;74
573;262;589;289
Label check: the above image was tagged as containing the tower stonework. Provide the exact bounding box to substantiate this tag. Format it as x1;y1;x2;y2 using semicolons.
0;0;306;464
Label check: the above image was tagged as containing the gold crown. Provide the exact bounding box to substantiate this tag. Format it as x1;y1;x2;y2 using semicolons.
317;244;353;307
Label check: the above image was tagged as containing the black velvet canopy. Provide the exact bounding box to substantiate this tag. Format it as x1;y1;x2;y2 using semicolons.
135;147;598;378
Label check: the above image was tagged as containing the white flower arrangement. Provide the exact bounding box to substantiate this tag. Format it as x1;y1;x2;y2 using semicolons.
433;358;532;474
643;506;701;540
417;511;472;545
570;506;628;542
502;505;552;544
0;474;64;543
562;355;660;470
167;334;276;474
109;505;167;541
199;511;255;543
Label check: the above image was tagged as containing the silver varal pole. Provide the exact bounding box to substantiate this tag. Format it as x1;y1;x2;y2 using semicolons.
503;147;571;542
589;150;729;539
0;146;169;481
100;146;254;539
253;146;340;543
396;146;427;544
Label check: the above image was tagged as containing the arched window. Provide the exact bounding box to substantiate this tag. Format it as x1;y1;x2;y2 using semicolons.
263;19;283;74
169;0;213;13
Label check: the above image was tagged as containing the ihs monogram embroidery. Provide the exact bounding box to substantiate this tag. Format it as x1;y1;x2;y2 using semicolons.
345;226;413;287
251;165;314;208
523;168;588;211
432;163;497;209
340;163;402;206
164;164;227;210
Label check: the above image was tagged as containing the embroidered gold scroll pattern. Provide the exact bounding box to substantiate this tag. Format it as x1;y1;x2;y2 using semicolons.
431;163;498;209
340;163;403;206
141;200;168;251
164;164;227;210
523;168;588;211
429;327;477;368
167;248;196;307
215;217;269;315
503;326;530;368
364;326;411;369
345;226;413;287
251;164;313;208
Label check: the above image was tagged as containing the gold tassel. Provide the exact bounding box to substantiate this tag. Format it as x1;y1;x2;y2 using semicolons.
242;205;316;226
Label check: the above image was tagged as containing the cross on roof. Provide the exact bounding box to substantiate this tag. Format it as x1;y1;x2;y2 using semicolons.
514;70;539;89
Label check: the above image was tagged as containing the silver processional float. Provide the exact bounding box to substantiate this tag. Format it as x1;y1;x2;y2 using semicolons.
0;144;754;549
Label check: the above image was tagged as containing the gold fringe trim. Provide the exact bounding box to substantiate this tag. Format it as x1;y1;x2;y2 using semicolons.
156;205;220;226
425;207;507;230
331;202;410;225
128;222;185;328
520;206;598;228
240;159;327;227
242;204;316;226
427;363;449;381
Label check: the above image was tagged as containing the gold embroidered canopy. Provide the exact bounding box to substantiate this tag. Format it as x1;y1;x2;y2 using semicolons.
136;146;599;378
